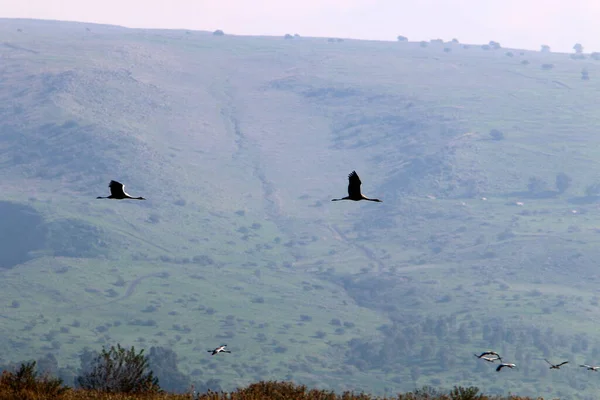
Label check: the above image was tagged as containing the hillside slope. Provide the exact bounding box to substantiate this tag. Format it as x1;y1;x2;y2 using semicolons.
2;18;600;399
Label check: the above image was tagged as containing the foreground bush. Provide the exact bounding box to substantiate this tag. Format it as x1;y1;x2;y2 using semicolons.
0;361;69;400
0;378;557;400
77;344;160;394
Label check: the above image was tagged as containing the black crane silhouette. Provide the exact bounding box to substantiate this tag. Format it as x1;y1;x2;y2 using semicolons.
496;363;517;372
97;180;146;200
580;364;600;371
207;345;231;356
331;171;382;202
475;351;502;360
546;359;568;369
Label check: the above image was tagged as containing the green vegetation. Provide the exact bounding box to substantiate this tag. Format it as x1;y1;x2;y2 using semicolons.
2;18;600;400
0;361;557;400
77;344;160;393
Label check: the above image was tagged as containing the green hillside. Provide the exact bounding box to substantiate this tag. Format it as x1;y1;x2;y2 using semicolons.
2;18;600;399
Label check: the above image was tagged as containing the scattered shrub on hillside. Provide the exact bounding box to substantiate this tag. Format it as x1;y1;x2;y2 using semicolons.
582;68;590;80
0;361;69;398
505;51;514;57
527;176;549;194
142;305;158;313
540;44;551;53
489;129;504;141
313;331;326;339
521;59;530;65
451;38;459;43
585;183;600;198
192;255;214;266
284;34;294;40
573;43;584;54
488;40;501;50
481;44;491;50
213;30;224;36
77;344;160;394
430;38;444;45
444;47;452;53
541;63;554;70
419;41;428;48
591;52;600;60
397;35;408;42
555;173;572;193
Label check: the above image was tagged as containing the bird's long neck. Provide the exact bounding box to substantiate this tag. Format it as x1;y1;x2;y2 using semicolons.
331;197;350;201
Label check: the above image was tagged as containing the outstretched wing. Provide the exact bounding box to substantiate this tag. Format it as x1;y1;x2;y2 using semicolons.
109;180;126;196
544;359;553;366
580;364;590;368
347;171;362;197
558;361;569;367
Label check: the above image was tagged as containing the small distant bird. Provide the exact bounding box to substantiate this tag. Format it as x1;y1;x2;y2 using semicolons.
475;351;502;360
496;363;517;372
97;180;146;200
546;359;568;369
474;354;500;363
208;345;231;356
331;171;382;202
580;364;600;371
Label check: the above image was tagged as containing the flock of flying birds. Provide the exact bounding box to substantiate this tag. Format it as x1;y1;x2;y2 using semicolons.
97;173;600;384
95;171;381;356
97;170;381;202
474;351;600;373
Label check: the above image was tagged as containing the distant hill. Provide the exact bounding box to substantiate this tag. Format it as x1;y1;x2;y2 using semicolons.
2;18;600;399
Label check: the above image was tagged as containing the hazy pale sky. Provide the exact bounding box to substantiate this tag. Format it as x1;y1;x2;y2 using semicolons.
2;0;599;53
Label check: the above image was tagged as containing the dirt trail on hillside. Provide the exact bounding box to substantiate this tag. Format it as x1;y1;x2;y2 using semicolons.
217;80;283;222
326;223;386;273
216;80;385;275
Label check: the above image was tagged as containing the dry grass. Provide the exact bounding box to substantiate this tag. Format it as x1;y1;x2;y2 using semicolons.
0;379;554;400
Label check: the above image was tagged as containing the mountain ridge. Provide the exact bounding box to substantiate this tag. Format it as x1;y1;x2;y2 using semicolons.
2;17;600;399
